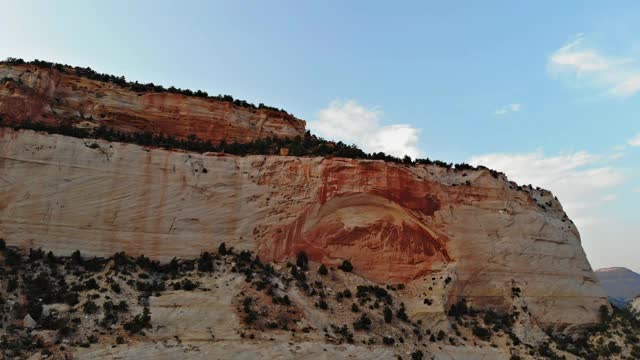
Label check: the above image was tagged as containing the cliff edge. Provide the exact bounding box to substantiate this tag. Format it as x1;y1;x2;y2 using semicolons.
0;63;306;144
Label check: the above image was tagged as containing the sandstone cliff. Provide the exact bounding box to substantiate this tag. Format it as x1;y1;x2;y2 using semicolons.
0;63;306;144
0;128;608;329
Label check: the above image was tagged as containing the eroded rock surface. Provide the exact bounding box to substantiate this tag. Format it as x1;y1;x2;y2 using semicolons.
0;128;608;328
0;64;306;144
632;297;640;316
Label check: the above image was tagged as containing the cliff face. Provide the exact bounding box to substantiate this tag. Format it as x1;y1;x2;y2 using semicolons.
0;128;608;328
0;64;306;144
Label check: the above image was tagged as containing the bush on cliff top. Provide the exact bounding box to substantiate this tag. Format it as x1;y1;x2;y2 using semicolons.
0;117;505;175
0;58;508;175
1;57;290;115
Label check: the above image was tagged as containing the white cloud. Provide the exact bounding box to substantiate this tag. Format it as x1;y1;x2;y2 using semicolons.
549;34;640;97
308;100;422;159
468;150;624;231
629;133;640;147
609;152;625;160
634;187;640;193
495;103;521;116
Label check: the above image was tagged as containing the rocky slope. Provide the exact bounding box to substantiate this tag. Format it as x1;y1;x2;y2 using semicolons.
595;267;640;304
633;297;640;316
1;246;519;360
0;63;306;144
0;128;608;331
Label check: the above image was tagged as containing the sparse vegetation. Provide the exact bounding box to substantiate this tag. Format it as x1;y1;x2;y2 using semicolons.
338;260;353;272
123;306;151;334
0;246;219;358
0;116;511;177
1;57;290;115
4;237;635;359
318;264;328;275
296;251;309;271
472;325;491;341
353;314;372;331
197;251;214;272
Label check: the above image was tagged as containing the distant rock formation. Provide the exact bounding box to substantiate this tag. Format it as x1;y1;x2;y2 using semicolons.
595;267;640;305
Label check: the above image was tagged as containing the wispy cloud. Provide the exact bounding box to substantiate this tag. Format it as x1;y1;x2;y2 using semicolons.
308;100;422;159
629;133;640;147
548;34;640;97
609;152;625;160
494;103;521;116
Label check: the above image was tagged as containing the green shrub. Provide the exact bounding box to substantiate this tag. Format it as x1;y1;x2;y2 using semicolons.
356;285;392;304
110;282;121;294
124;306;151;334
27;301;44;321
218;242;228;255
472;326;491;341
338;260;353;272
71;250;83;265
396;304;409;322
448;299;468;317
84;278;99;290
197;252;214;272
296;251;309;271
7;278;18;292
353;314;372;331
318;264;328;275
180;279;198;291
383;306;393;323
598;305;610;323
83;300;98;314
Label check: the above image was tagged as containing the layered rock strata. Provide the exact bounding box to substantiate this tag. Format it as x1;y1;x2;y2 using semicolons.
0;64;306;144
0;128;608;328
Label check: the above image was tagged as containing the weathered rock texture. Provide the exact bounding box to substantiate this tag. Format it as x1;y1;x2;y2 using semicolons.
0;64;306;144
632;297;640;317
0;128;608;328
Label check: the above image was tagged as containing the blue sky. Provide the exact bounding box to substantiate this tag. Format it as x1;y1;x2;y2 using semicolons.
1;1;638;271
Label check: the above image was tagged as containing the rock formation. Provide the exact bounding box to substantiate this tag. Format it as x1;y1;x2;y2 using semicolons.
0;63;306;144
0;60;618;359
632;296;640;316
0;127;607;329
595;267;640;304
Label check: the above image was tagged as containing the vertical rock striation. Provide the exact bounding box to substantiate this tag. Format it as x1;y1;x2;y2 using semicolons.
0;128;608;328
